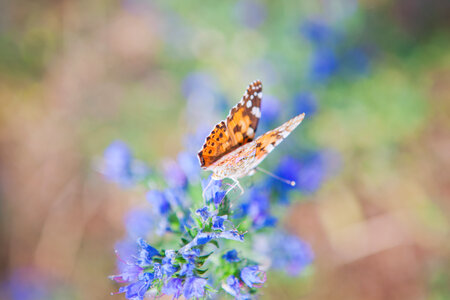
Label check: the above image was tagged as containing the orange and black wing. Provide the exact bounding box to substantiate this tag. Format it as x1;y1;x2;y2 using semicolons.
198;80;263;168
254;113;305;164
226;80;262;146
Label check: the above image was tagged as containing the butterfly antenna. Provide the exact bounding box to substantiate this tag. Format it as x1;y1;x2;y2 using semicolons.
255;167;296;186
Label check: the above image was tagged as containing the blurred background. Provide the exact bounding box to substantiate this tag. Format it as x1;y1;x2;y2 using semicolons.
0;0;449;299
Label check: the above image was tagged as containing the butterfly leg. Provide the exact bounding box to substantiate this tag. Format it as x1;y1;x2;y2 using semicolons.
236;181;244;195
231;177;244;195
222;178;243;197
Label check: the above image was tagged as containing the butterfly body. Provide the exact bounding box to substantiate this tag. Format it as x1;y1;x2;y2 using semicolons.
208;140;258;180
198;80;305;193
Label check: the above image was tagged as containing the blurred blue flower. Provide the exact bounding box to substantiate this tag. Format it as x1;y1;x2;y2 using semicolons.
183;277;207;299
260;95;281;131
270;232;314;275
102;141;133;186
125;209;154;239
182;72;217;100
163;160;187;189
177;151;201;184
240;266;266;288
102;140;149;187
222;249;240;263
309;48;338;82
146;190;171;216
6;268;52;300
274;153;326;195
294;92;318;117
296;152;326;194
234;0;267;28
300;20;336;47
240;187;277;229
162;278;183;299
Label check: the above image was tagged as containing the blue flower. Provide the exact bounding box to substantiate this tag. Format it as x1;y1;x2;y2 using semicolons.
162;250;178;277
112;240;141;283
270;232;314;276
222;250;240;263
179;262;195;277
137;238;160;266
163;160;187;188
146;190;171;216
241;187;277;229
7;268;53;300
201;177;226;206
296;152;326;194
162;277;183;299
300;20;336;47
212;215;227;231
102;141;133;186
118;272;154;300
195;206;211;222
102;140;149;187
260;95;281;131
178;248;204;282
274;153;326;196
240;266;266;288
196;232;214;245
222;275;240;297
177;151;201;184
309;48;338;82
294;92;318;117
183;277;207;299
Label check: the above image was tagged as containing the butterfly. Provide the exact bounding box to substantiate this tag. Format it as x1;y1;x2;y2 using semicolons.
198;80;305;195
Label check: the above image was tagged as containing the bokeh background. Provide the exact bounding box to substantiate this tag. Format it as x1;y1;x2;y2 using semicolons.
0;0;449;299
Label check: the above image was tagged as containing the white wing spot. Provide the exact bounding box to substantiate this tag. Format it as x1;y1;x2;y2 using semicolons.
246;100;252;108
258;92;262;98
265;143;275;153
250;95;254;100
246;127;254;136
251;106;261;118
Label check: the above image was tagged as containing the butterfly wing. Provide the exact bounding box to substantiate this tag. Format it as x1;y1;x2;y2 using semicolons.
198;80;263;168
226;80;262;145
253;113;305;165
